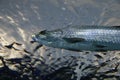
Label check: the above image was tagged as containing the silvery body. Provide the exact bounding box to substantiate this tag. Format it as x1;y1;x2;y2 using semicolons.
32;25;120;51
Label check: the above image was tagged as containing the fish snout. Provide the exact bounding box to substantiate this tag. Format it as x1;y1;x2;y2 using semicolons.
30;35;38;43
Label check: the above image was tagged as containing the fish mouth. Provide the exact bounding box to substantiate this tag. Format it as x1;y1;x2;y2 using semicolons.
30;35;38;43
30;39;43;52
30;40;36;43
30;34;43;52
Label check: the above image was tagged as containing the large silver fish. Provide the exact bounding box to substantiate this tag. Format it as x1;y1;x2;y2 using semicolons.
31;25;120;52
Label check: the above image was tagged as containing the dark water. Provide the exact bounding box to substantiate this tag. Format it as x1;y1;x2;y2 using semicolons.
0;0;120;80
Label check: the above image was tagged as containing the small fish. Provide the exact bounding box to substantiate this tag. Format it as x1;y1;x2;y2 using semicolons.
31;25;120;52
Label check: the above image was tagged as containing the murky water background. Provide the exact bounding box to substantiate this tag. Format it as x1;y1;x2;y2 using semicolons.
0;0;120;80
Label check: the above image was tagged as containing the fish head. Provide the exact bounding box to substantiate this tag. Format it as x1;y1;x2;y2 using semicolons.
31;30;48;42
31;30;58;46
31;30;64;48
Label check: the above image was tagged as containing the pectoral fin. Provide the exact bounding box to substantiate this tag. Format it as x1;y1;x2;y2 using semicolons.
63;37;85;43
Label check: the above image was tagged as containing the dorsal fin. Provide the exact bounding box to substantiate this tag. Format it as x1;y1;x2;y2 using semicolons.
39;30;47;34
67;25;120;29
